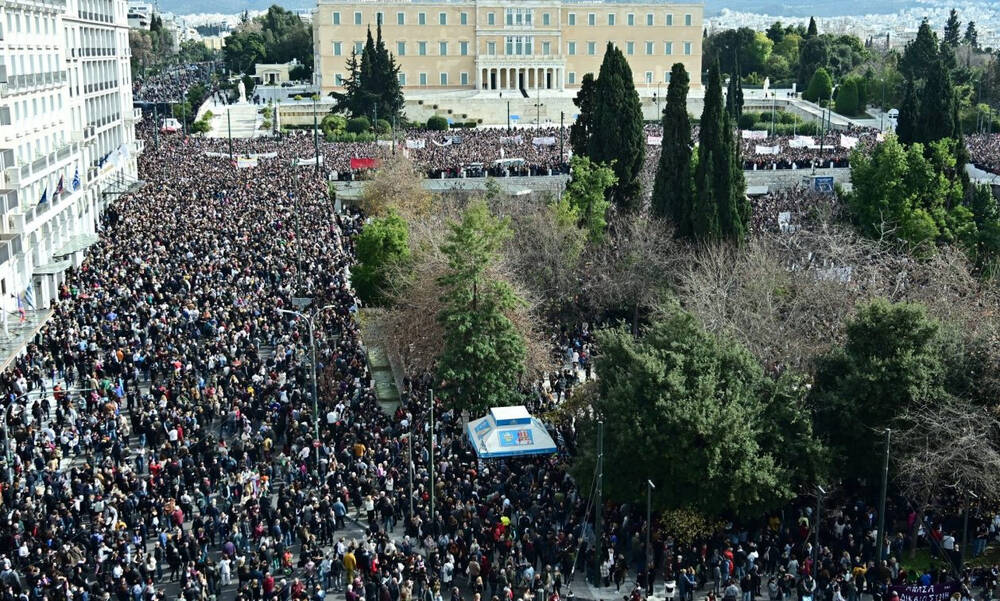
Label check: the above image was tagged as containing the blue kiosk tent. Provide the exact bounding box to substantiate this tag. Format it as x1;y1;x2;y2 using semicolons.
465;405;558;459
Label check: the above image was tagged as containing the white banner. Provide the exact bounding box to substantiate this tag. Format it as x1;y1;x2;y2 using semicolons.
500;136;523;145
236;157;258;169
789;136;815;148
376;140;394;147
405;139;425;149
647;136;663;146
840;135;858;149
296;155;324;166
754;145;781;155
208;152;278;159
532;136;557;146
742;130;769;140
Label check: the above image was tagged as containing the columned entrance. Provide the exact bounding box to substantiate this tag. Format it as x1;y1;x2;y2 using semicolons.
478;62;566;92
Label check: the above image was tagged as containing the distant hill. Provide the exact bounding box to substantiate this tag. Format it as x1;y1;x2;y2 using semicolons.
160;0;935;19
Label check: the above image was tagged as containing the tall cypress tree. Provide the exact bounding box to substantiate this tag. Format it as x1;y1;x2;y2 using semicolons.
588;43;645;212
896;81;919;145
725;57;744;120
695;61;747;242
694;63;723;240
806;17;818;38
943;9;961;48
652;63;693;231
919;58;955;145
569;73;596;157
374;23;403;119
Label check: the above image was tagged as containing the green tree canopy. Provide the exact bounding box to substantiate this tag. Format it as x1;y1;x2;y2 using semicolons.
436;201;526;413
804;67;833;103
564;156;616;242
798;37;829;87
835;77;860;115
811;299;945;476
574;306;821;515
943;9;961;48
353;210;411;306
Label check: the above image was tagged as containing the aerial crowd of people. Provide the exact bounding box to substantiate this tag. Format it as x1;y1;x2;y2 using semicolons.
0;70;997;601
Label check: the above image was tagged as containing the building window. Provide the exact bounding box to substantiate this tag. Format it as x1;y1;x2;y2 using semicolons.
568;72;576;84
420;73;427;86
588;13;595;26
397;12;405;25
684;41;692;54
418;12;426;25
439;41;448;55
488;12;495;25
460;41;469;55
645;41;653;54
646;13;653;25
587;41;596;55
399;73;406;85
397;41;405;56
461;72;469;85
626;41;634;55
568;41;576;55
461;12;468;25
335;73;343;85
568;13;576;25
607;13;615;26
666;13;673;25
354;11;362;25
665;41;673;54
665;71;671;83
332;12;340;25
355;41;364;53
627;13;634;25
418;41;427;55
542;41;550;55
487;41;496;55
333;42;342;56
542;13;550;26
440;72;448;85
439;12;447;25
685;13;692;26
645;71;653;83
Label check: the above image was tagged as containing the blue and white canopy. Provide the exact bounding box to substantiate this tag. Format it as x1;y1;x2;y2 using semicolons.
465;405;558;459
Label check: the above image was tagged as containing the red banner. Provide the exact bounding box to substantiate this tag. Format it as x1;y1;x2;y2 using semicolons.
350;157;378;170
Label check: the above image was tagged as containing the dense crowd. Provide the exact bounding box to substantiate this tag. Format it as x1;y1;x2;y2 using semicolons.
967;135;1000;176
133;63;219;104
1;66;994;601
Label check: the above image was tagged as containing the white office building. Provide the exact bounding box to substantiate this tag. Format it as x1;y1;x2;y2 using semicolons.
0;0;140;315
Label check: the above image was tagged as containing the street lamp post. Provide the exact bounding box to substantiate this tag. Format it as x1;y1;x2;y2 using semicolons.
874;428;892;570
277;305;338;462
646;479;656;592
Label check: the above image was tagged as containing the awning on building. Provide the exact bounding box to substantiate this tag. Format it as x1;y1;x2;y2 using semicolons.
53;233;99;257
34;259;72;275
465;405;557;459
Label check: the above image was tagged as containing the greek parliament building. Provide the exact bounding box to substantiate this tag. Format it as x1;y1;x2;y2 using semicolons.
313;0;703;96
0;0;140;313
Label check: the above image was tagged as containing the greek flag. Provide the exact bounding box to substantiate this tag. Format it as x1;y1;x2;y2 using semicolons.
23;283;35;310
72;168;80;191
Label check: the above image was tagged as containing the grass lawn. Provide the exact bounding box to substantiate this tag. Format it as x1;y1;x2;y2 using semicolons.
897;545;1000;577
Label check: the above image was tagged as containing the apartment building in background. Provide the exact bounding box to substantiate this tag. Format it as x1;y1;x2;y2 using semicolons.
313;0;703;96
0;0;140;313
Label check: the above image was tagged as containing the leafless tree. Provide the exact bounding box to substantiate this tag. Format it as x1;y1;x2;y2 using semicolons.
894;399;1000;557
582;214;680;335
358;155;434;219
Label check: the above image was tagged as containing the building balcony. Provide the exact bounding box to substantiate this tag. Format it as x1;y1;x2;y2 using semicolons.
2;70;67;96
76;10;114;24
5;0;67;14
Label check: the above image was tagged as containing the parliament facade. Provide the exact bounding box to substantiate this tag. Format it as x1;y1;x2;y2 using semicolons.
313;0;703;95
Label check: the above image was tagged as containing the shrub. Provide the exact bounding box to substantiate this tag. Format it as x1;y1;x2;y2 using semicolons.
427;115;449;130
804;68;833;103
464;121;478;128
347;116;371;134
375;119;392;134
